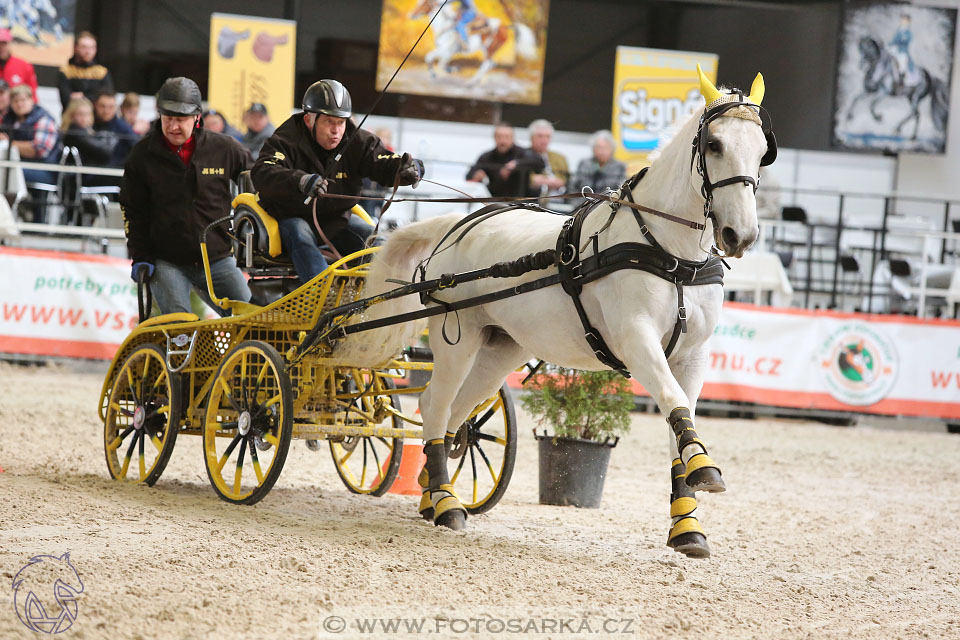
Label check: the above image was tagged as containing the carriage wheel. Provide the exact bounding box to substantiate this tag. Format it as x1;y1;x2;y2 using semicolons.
203;340;293;505
103;343;181;486
447;384;517;515
330;370;404;496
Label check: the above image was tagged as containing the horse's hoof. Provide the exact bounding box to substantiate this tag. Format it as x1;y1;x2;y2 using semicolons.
435;509;466;530
669;531;711;558
420;507;434;521
685;465;725;493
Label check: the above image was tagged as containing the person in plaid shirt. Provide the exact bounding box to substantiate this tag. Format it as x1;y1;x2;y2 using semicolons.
0;84;61;185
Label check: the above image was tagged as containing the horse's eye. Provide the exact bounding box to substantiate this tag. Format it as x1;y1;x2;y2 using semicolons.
707;139;722;154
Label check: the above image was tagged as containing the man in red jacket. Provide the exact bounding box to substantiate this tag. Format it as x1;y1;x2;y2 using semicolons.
0;29;37;101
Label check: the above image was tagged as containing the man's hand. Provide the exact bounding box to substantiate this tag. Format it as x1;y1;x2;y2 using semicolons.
468;169;488;183
131;262;154;282
298;173;328;199
499;159;518;180
398;157;424;188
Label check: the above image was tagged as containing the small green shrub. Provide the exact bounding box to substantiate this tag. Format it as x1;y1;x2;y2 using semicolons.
521;367;634;441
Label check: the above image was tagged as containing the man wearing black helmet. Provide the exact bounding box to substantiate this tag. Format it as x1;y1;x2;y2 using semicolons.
252;79;424;283
120;77;253;316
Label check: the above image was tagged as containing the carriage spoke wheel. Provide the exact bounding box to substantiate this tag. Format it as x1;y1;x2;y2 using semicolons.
447;384;517;514
330;370;404;496
104;344;181;486
203;340;292;505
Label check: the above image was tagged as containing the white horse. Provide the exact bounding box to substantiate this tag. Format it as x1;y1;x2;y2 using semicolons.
335;67;772;558
409;0;537;86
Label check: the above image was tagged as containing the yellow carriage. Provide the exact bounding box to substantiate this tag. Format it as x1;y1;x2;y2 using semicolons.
97;187;517;512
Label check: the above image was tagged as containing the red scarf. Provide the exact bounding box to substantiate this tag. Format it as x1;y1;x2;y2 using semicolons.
163;134;196;166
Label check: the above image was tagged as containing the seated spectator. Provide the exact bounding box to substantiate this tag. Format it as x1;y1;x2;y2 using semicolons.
241;102;274;158
203;108;243;142
92;91;138;167
61;96;113;167
527;119;568;201
0;79;9;121
0;29;37;100
57;31;113;110
0;84;61;185
571;130;626;195
120;92;150;136
466;122;544;198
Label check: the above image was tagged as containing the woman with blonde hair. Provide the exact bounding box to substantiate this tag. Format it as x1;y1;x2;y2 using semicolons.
61;95;113;166
120;92;150;135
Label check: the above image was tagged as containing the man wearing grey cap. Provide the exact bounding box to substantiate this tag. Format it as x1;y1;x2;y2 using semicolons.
241;102;274;159
120;77;253;317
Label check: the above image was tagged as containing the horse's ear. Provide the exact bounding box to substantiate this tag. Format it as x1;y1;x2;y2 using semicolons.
748;73;765;106
697;64;721;104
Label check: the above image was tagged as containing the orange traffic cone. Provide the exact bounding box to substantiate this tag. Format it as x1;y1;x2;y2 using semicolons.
388;439;426;495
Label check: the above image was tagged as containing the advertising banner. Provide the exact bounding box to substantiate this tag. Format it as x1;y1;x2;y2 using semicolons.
0;247;138;359
208;13;296;132
377;0;549;105
4;0;75;67
611;46;718;174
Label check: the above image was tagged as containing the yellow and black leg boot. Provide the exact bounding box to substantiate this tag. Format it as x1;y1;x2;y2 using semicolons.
666;457;710;558
669;407;725;493
423;438;467;530
417;465;433;521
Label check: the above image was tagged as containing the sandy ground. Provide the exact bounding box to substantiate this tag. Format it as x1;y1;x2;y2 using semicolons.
1;361;959;639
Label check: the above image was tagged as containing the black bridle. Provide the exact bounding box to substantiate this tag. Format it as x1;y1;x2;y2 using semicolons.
690;93;777;231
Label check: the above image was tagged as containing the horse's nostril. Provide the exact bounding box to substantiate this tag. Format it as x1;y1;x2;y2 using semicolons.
721;227;739;249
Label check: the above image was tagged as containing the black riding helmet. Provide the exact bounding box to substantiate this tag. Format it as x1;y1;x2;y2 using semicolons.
156;77;203;117
302;79;352;118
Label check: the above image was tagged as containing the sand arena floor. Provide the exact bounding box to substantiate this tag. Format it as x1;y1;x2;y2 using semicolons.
1;361;958;639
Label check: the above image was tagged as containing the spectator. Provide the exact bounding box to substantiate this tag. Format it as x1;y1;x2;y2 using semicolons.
57;31;113;110
241;102;274;159
0;79;10;121
526;119;568;201
120;92;150;136
0;84;61;185
120;77;252;316
466;122;544;197
61;96;113;167
203;108;243;142
92;91;138;167
0;29;37;100
570;130;626;195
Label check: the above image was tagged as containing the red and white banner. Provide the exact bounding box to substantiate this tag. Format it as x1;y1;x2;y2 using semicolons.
0;248;138;359
506;303;960;420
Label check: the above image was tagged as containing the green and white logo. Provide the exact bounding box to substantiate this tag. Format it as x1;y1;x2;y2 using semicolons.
819;323;899;406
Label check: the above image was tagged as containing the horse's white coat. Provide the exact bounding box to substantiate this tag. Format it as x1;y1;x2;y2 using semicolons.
335;94;768;534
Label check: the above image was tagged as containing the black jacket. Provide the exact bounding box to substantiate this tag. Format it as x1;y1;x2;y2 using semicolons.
120;123;252;265
466;145;544;198
57;56;113;109
63;124;113;166
252;114;408;235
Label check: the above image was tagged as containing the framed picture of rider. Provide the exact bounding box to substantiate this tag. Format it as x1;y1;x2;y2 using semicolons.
833;2;956;154
376;0;550;105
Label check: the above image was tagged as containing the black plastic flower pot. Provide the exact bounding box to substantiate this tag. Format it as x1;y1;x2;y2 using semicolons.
534;430;618;508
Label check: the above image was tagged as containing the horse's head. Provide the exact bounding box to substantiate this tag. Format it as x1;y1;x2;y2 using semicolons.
858;36;881;65
690;65;774;258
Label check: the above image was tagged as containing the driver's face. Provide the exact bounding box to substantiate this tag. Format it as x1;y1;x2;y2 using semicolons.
313;114;346;150
161;115;197;146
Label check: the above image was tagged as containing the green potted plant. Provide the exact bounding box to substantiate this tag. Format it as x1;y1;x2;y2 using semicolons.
521;366;634;508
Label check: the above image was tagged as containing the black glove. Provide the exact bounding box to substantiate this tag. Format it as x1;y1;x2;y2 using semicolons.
398;157;424;188
298;173;328;198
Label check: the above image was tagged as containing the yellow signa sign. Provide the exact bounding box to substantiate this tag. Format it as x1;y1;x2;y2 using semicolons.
208;13;296;130
611;47;718;172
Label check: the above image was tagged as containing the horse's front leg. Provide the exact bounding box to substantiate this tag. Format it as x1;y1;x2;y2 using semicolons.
869;95;886;122
620;324;722;558
846;91;871;121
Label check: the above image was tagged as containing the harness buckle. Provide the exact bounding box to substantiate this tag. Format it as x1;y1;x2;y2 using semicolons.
559;244;577;265
570;262;583;280
665;257;679;273
678;306;687;321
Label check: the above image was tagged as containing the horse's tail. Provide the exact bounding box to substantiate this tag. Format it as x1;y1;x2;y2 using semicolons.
331;214;464;367
930;75;949;132
513;23;537;59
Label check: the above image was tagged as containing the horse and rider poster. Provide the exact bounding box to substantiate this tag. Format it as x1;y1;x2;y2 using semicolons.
376;0;549;105
2;0;75;67
833;1;956;154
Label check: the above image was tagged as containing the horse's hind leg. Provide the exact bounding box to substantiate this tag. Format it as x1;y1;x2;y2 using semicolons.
418;329;529;525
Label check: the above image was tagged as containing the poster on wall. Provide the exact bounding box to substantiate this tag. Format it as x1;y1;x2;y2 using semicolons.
611;46;718;175
2;0;75;67
833;2;957;154
208;13;296;132
376;0;549;105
